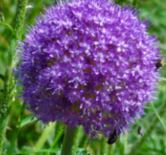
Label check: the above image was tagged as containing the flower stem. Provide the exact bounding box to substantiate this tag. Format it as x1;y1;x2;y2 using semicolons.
14;0;28;40
0;0;28;154
61;125;77;155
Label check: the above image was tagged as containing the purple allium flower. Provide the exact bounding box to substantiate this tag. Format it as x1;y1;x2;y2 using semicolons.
18;0;160;137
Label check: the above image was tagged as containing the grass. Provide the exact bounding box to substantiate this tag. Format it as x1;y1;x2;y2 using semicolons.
0;0;166;155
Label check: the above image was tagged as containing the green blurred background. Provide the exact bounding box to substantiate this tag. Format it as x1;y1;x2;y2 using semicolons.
0;0;166;155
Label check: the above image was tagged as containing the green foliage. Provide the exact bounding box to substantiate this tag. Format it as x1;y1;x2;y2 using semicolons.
0;0;166;155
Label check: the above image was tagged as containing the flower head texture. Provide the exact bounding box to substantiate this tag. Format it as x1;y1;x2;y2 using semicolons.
18;0;160;137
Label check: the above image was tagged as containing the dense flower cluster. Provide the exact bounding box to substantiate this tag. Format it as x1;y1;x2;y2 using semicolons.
18;0;160;136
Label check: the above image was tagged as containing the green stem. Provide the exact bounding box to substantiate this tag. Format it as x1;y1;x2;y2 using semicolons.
0;67;10;154
48;122;64;155
0;116;9;154
14;0;28;40
61;125;77;155
0;0;28;154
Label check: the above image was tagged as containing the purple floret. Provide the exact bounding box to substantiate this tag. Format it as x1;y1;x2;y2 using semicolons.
18;0;160;136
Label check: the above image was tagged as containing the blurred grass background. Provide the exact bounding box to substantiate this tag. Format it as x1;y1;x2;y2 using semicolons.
0;0;166;155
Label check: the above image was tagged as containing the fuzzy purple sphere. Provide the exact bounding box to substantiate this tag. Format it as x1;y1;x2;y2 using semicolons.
19;0;160;136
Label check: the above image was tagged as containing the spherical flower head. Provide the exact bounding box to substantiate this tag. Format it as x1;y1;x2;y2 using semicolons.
18;0;160;137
